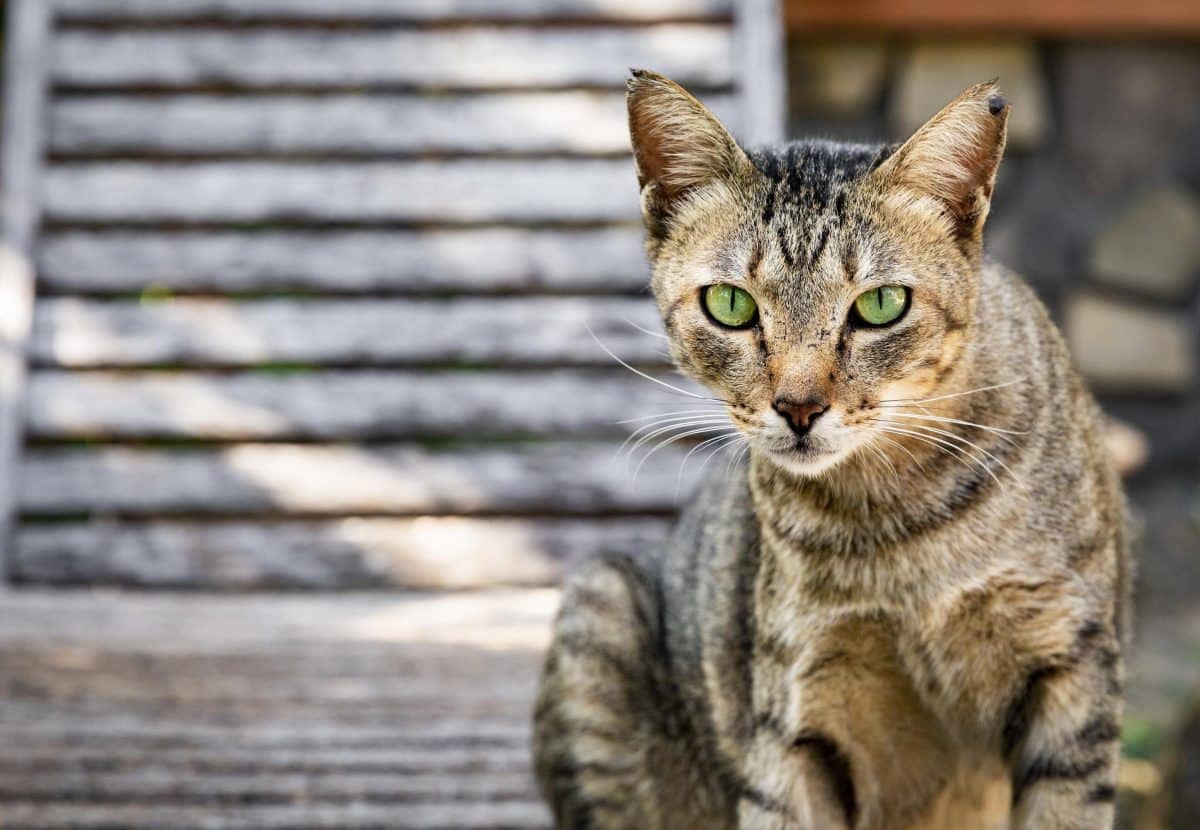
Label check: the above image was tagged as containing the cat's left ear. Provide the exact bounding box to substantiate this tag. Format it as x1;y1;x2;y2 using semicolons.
627;69;753;237
874;81;1009;246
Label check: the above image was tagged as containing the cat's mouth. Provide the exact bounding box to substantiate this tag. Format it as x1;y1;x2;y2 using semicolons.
763;434;846;476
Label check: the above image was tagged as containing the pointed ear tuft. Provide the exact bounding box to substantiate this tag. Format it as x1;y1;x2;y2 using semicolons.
875;80;1009;243
627;70;751;232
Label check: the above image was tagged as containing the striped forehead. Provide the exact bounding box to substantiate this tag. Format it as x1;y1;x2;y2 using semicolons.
746;140;893;304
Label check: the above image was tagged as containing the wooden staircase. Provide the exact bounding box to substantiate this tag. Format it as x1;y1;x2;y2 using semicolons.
0;1;784;826
3;0;784;591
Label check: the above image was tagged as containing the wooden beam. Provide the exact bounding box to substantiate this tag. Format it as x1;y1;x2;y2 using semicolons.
0;0;52;585
784;0;1200;35
735;0;787;145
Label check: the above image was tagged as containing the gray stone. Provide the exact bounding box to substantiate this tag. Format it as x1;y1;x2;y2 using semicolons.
1059;45;1200;198
985;158;1099;293
1064;294;1195;393
1101;397;1200;477
789;39;888;117
1090;186;1200;300
889;41;1047;148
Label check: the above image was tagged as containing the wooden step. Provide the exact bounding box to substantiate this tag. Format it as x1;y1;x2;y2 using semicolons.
0;589;557;826
44;159;640;224
12;516;670;589
31;297;666;367
0;801;550;829
52;25;733;90
50;92;738;157
26;369;716;439
56;0;732;23
37;228;649;294
19;442;726;515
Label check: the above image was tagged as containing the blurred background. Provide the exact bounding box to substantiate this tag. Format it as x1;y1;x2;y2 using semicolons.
0;1;1196;828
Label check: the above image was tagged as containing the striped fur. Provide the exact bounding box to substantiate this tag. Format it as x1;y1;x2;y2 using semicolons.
533;72;1130;829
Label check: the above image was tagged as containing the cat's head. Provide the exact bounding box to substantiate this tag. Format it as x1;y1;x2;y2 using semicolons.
627;70;1009;477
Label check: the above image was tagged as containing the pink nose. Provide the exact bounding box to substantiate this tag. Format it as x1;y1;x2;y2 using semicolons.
773;397;828;437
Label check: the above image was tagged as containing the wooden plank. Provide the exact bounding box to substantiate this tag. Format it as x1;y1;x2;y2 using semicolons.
49;92;738;156
0;802;550;829
56;0;732;22
19;442;715;515
37;228;650;293
0;719;532;749
0;769;538;804
13;516;670;589
26;369;709;440
30;297;667;367
782;0;1200;35
1;745;532;772
44;159;640;223
734;0;785;146
51;26;733;90
0;0;53;586
0;589;556;825
0;771;536;805
0;588;559;649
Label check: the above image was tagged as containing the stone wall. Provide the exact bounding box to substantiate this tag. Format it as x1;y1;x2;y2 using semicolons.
787;39;1200;475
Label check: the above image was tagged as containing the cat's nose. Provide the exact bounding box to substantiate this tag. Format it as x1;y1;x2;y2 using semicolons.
773;397;828;437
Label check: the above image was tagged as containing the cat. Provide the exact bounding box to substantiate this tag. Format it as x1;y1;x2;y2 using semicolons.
532;70;1131;830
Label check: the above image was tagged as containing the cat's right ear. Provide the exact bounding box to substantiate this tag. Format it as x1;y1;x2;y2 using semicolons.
627;69;752;238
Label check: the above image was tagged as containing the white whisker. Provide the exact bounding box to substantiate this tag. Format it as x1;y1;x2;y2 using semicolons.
587;323;722;403
622;418;731;458
726;438;752;477
618;407;725;425
622;316;670;340
863;442;900;484
879;419;1018;480
874;433;926;473
632;423;730;482
873;424;1002;487
677;431;741;494
695;433;746;480
881;410;1028;438
878;377;1024;407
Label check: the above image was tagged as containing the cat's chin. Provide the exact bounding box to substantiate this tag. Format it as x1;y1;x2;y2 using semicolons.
762;444;849;478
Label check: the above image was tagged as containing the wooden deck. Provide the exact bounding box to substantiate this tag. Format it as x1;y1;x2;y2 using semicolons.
0;589;558;829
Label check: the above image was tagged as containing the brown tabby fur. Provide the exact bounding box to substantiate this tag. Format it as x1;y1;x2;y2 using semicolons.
532;70;1131;830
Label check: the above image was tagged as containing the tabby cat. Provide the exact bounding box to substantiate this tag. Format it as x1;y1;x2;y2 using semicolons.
532;70;1131;830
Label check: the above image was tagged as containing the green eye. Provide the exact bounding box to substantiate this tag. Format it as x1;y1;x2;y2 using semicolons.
852;285;909;326
703;284;758;328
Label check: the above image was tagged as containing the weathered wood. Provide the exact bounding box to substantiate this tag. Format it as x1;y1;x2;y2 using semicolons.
52;26;733;90
0;769;538;804
0;718;531;748
45;159;640;223
37;227;649;293
0;588;558;647
31;297;666;367
1;745;530;773
0;587;556;823
0;0;53;586
50;92;738;156
13;516;670;588
0;801;550;829
20;442;712;515
56;0;731;22
734;0;786;146
26;369;711;439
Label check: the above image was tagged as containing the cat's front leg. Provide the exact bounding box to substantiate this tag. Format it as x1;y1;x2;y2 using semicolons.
736;717;854;830
1005;623;1123;830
